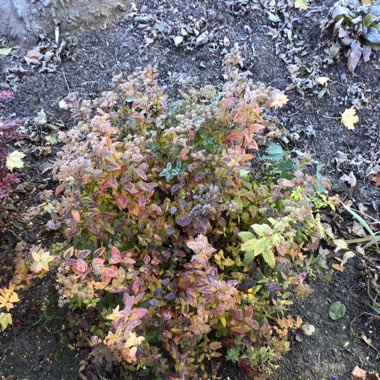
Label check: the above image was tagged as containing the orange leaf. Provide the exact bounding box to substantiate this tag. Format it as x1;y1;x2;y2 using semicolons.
71;210;80;222
332;264;344;272
55;182;65;196
296;315;302;329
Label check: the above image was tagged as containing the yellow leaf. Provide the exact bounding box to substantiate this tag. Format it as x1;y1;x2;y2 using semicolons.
332;264;345;272
30;247;55;273
0;284;20;311
209;341;222;350
0;312;12;331
224;257;235;266
9;292;19;303
341;108;359;130
129;345;137;358
295;0;308;10
104;331;118;345
296;315;302;329
270;92;289;109
125;332;144;348
6;151;26;171
362;0;372;5
106;305;122;321
220;316;226;327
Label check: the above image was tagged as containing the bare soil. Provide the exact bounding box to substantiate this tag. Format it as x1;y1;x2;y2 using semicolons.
0;0;379;379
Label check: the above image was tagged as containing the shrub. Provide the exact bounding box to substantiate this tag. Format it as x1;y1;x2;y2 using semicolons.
325;0;380;72
41;58;335;379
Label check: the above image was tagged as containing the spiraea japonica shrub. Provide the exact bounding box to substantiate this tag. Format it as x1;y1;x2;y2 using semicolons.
38;52;336;379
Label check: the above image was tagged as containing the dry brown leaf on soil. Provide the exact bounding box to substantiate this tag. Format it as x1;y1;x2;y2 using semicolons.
24;48;43;65
352;220;367;237
341;108;359;130
332;263;345;271
352;366;380;380
372;172;380;186
340;171;357;187
348;42;363;73
352;366;367;380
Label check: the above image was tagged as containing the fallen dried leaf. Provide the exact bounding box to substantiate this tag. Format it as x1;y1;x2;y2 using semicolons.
340;171;357;187
372;172;380;186
332;263;345;271
367;372;380;380
341;108;359;130
25;48;43;65
352;366;367;380
352;221;366;237
6;151;25;171
348;42;363;73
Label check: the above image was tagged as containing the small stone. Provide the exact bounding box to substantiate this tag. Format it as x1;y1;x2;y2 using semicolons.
174;36;184;46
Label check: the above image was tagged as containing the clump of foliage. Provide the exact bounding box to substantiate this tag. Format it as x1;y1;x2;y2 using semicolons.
0;283;20;331
39;56;335;379
0;90;24;202
325;0;380;72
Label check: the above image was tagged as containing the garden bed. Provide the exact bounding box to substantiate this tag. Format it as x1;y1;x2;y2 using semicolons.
0;0;379;379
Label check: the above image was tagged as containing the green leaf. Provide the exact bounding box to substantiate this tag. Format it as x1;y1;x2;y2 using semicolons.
0;312;12;331
374;23;380;33
329;301;346;320
251;224;273;237
6;151;26;171
238;231;255;242
262;143;284;161
242;238;272;263
0;48;12;56
45;134;58;145
226;348;240;363
276;158;295;173
364;14;374;27
241;239;258;252
209;341;222;350
262;250;276;268
239;169;250;179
